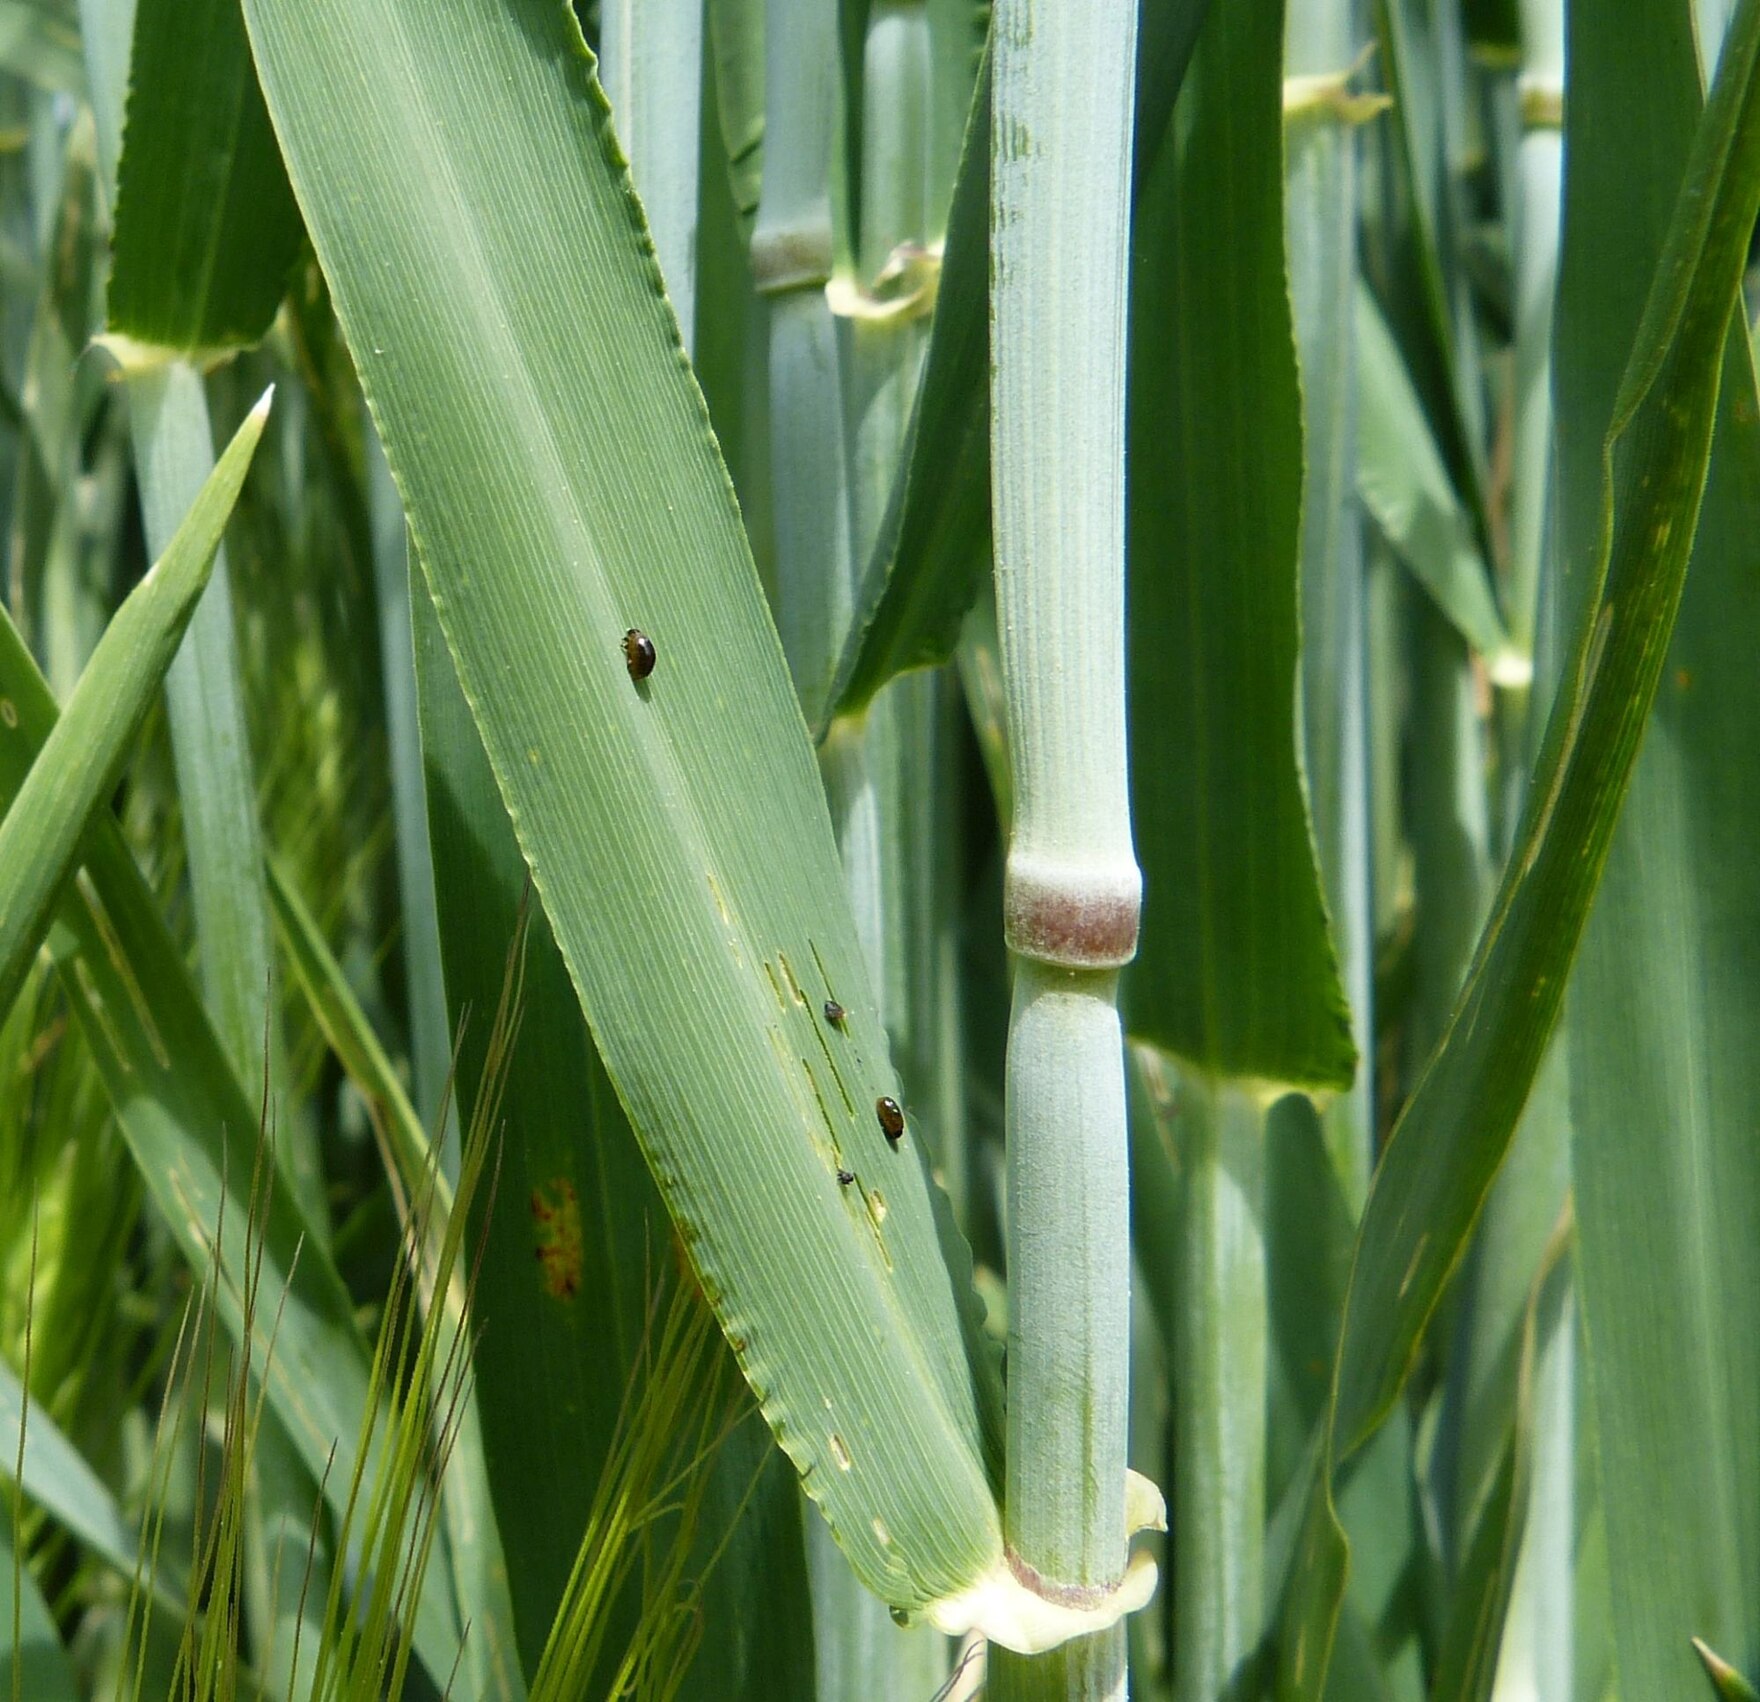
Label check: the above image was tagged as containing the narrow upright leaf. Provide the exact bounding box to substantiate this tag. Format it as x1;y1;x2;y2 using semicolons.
1369;0;1492;531
1286;0;1376;1209
1559;3;1760;1695
1332;0;1760;1472
1428;1218;1572;1702
0;607;475;1694
1696;1641;1760;1702
1278;5;1760;1691
0;393;267;1027
1354;284;1517;678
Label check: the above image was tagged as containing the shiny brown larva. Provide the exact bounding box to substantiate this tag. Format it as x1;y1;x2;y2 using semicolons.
623;628;657;681
876;1096;905;1144
836;1169;856;1187
823;999;846;1026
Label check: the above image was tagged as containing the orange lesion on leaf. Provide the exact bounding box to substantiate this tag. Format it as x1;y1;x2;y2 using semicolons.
531;1177;583;1301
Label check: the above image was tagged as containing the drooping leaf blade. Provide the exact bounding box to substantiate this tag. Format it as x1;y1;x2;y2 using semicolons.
1123;0;1355;1091
823;0;1213;724
706;0;763;238
241;0;1005;1613
109;0;304;350
412;574;818;1696
411;570;659;1674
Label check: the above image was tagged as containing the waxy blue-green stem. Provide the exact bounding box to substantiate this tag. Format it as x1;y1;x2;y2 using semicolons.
1172;1074;1265;1702
598;0;704;342
986;1;1142;1696
754;0;850;728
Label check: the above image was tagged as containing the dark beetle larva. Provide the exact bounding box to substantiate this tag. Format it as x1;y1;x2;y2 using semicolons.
623;628;657;680
837;1169;856;1187
824;999;846;1026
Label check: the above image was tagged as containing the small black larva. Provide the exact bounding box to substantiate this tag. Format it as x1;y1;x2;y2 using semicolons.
837;1168;856;1187
823;999;846;1026
623;628;657;681
876;1096;905;1144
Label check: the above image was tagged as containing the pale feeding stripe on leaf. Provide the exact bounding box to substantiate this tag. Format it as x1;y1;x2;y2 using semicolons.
241;0;1015;1625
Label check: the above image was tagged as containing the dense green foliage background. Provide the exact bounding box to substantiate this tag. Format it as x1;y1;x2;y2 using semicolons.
2;0;1759;1697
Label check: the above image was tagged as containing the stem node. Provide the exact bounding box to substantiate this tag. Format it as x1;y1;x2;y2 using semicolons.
1003;852;1141;968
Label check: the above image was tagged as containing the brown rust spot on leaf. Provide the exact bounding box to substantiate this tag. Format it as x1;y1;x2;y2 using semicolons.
531;1177;583;1300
